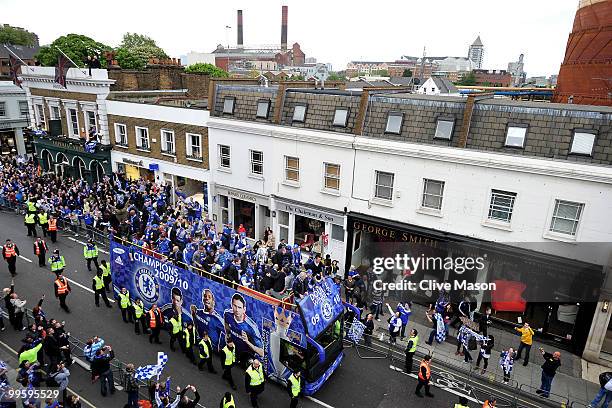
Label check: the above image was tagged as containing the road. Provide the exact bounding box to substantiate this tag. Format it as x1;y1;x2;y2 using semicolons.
0;210;467;408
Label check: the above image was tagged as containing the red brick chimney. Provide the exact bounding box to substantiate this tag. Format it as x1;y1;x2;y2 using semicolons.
237;10;244;49
281;6;288;52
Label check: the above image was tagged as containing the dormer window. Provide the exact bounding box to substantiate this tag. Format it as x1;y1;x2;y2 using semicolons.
385;112;403;134
256;99;271;119
292;104;307;123
570;131;596;156
505;125;527;148
223;97;235;115
332;108;349;127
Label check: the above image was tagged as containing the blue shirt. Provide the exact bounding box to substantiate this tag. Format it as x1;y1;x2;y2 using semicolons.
193;309;226;352
223;310;263;358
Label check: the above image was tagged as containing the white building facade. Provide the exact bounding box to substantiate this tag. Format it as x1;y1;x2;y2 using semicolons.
0;82;30;155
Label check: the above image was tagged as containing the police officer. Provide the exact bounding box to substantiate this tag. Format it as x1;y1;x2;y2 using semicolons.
148;304;163;344
25;197;37;214
3;239;20;277
92;269;112;308
181;322;197;364
245;358;265;407
287;370;301;408
33;237;48;267
197;331;216;373
49;249;66;277
168;312;182;352
24;211;37;237
117;287;133;323
132;298;148;335
415;355;434;398
405;329;419;374
83;239;99;272
100;260;112;292
220;392;235;408
37;209;49;237
221;339;237;390
54;273;71;313
47;215;58;243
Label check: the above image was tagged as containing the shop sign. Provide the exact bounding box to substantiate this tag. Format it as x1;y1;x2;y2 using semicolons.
352;219;438;248
122;158;143;167
227;189;258;203
281;203;341;225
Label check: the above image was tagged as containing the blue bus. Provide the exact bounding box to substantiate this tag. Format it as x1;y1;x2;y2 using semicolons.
110;239;345;395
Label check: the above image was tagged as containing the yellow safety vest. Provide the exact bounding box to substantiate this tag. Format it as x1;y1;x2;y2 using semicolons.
24;213;36;224
83;245;99;259
19;343;42;364
407;335;419;353
93;275;104;290
26;201;36;213
38;213;48;224
118;292;131;309
100;263;111;277
222;395;235;408
246;365;264;386
198;339;210;359
49;256;66;272
169;316;181;335
133;303;144;318
183;327;193;349
288;374;301;397
222;346;236;367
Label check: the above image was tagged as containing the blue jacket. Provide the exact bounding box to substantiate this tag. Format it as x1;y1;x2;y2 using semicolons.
397;304;411;325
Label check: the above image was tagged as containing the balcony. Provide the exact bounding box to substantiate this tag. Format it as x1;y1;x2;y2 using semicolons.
28;131;111;158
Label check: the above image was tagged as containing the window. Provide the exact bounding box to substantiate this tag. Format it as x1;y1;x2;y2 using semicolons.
385;112;403;134
18;101;28;117
434;119;454;140
421;179;445;210
50;106;60;120
114;124;127;146
219;195;229;225
85;111;96;130
488;190;517;223
223;97;235;115
323;163;340;190
374;171;394;200
505;126;527;148
332;108;349;127
0;102;5;117
285;156;299;182
331;224;344;241
292;105;307;123
187;133;202;160
135;127;150;150
218;144;230;168
550;200;584;236
68;108;79;137
570;131;596;156
250;150;263;175
161;129;175;154
278;210;289;242
256;99;270;119
35;104;46;128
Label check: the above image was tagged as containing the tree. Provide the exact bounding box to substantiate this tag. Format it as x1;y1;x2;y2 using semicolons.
402;69;413;77
115;33;169;70
371;69;389;77
0;25;37;47
288;74;305;81
327;72;345;81
36;34;111;67
456;72;476;86
184;63;229;78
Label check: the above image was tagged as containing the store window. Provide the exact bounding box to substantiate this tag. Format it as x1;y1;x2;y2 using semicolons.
234;199;255;239
294;214;324;254
278;210;290;243
219;194;229;225
331;224;344;241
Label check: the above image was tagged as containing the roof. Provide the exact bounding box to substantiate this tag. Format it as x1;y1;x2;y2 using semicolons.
471;36;483;47
0;44;39;60
432;77;458;93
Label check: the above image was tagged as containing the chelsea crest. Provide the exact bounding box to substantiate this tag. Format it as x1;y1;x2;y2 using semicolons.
135;268;159;303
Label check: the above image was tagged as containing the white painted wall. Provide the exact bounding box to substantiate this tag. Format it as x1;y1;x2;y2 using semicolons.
106;100;210;126
0;82;29;155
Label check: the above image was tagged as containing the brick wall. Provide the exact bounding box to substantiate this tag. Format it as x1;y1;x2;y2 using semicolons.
30;88;97;102
109;67;210;97
280;91;361;134
214;86;278;123
30;89;97;138
107;114;209;170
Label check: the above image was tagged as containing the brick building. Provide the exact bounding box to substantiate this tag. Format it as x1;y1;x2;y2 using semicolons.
0;25;39;79
472;69;513;87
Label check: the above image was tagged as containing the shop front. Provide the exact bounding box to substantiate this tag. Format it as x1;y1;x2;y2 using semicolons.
215;185;270;240
273;197;346;267
345;213;604;354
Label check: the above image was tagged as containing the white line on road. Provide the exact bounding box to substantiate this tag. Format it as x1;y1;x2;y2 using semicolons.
18;255;32;263
306;396;336;408
0;338;97;408
65;275;115;303
67;237;109;254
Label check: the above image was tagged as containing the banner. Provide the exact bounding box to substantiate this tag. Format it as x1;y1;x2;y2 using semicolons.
8;55;22;88
54;55;70;88
110;241;306;383
297;277;344;339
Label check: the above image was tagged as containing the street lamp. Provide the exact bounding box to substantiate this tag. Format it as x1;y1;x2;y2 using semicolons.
225;25;231;73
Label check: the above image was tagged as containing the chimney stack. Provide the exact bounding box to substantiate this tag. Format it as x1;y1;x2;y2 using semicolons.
281;5;288;52
237;10;244;48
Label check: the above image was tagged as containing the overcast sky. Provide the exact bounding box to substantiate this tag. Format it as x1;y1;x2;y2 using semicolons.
2;0;578;77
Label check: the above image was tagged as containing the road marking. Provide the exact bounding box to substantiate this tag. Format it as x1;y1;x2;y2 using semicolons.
67;237;109;254
18;255;32;263
306;396;336;408
65;276;115;303
0;338;97;408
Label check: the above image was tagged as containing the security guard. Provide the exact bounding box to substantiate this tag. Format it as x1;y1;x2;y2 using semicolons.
405;328;419;374
132;298;148;335
49;249;66;277
220;392;235;408
181;322;197;364
287;370;301;408
415;355;434;398
221;339;237;390
197;331;216;373
148;304;163;344
47;215;58;243
54;273;71;313
168;312;182;352
455;396;469;408
117;287;133;323
83;239;99;272
24;212;37;237
33;237;48;267
3;239;20;277
100;260;112;292
92;269;112;308
37;210;49;237
245;358;265;407
25;198;37;214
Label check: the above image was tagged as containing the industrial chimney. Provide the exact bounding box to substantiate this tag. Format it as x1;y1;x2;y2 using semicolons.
237;10;244;48
281;5;288;52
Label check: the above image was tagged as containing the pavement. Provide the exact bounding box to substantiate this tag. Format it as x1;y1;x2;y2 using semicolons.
0;210;472;408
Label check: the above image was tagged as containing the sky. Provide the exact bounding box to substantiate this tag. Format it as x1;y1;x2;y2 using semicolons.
1;0;579;77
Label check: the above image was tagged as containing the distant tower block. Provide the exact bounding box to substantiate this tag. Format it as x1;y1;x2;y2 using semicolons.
468;36;484;69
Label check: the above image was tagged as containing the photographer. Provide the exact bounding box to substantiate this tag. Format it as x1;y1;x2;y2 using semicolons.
91;345;115;397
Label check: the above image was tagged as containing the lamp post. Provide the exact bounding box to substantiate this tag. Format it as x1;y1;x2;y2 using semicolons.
225;25;231;73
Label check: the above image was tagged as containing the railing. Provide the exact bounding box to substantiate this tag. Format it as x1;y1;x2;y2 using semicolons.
31;134;112;154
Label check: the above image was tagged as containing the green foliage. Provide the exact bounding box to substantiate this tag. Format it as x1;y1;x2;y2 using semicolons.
327;72;345;81
456;72;476;86
0;25;36;46
402;69;413;77
36;34;110;67
371;69;389;77
115;47;145;70
184;63;229;78
288;74;305;81
115;33;168;70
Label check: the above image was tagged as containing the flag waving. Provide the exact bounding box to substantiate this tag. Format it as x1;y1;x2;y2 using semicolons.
134;351;168;381
8;55;22;88
54;54;70;88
